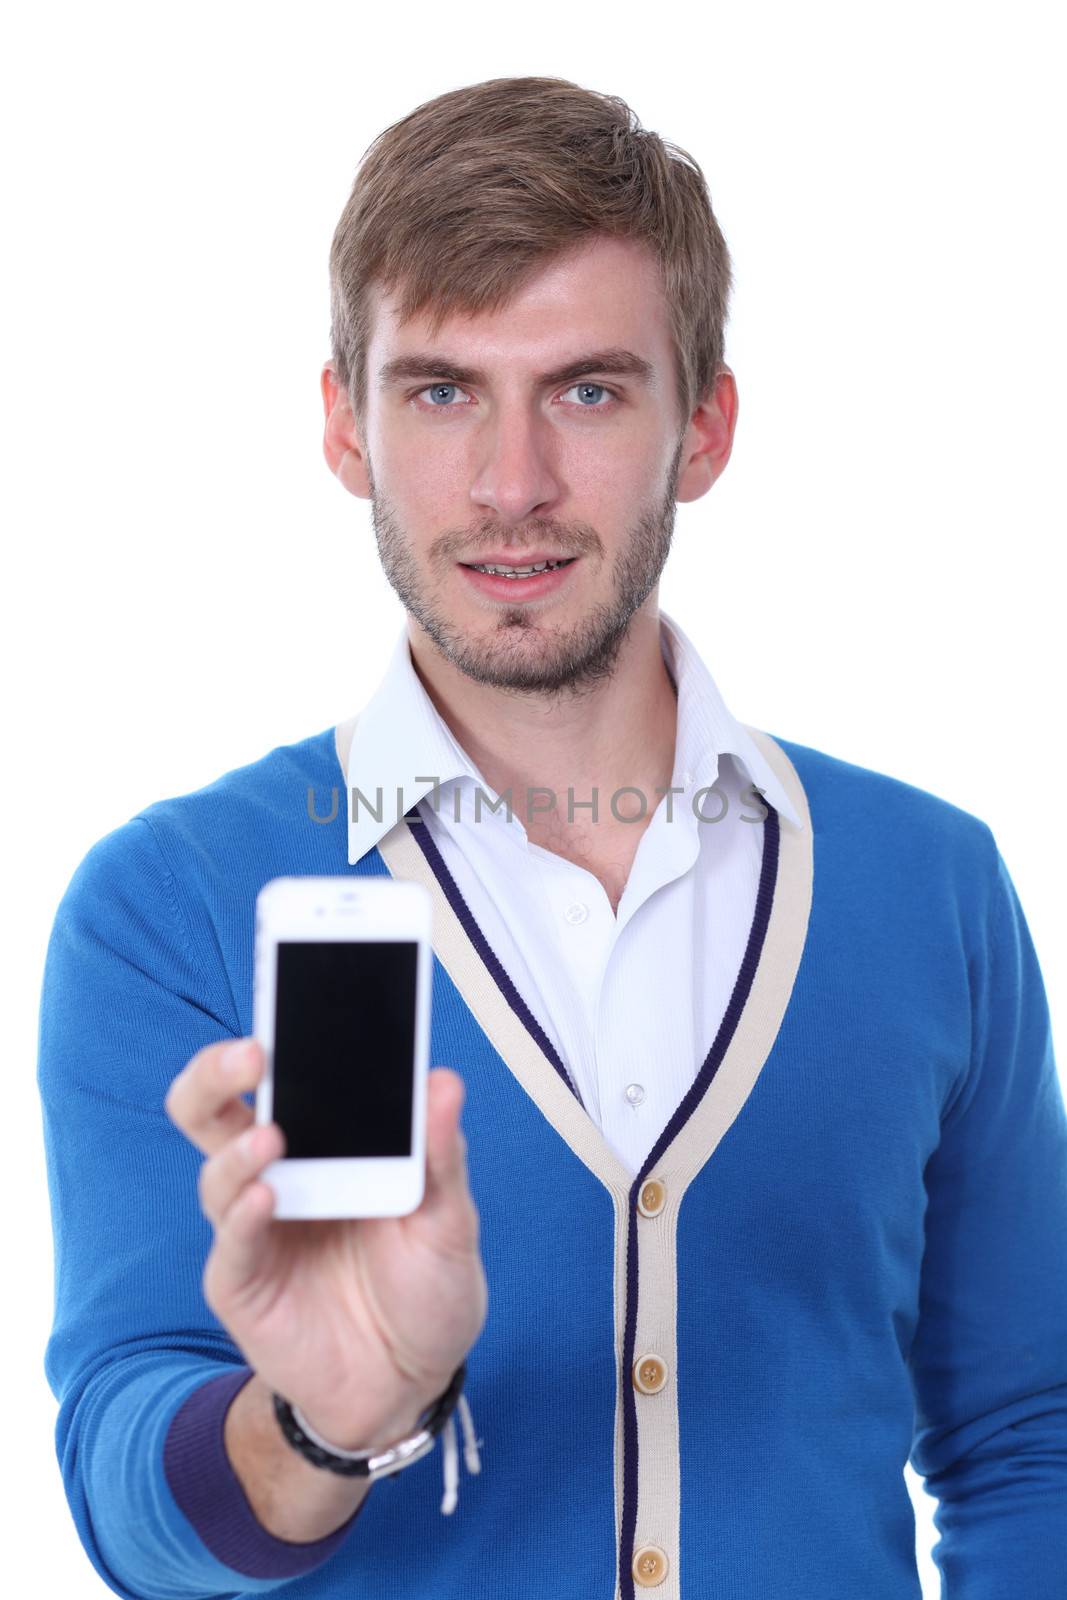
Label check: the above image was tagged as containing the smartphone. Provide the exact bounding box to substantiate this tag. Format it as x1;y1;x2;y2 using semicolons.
253;875;433;1218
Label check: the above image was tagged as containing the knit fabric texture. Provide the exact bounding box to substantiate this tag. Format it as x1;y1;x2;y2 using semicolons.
37;722;1067;1599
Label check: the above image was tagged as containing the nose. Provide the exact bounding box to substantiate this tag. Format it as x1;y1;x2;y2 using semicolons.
468;404;562;525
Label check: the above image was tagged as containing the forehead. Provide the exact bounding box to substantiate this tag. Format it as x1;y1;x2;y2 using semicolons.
367;235;673;372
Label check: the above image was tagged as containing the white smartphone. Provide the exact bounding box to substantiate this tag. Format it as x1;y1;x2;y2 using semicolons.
253;875;433;1218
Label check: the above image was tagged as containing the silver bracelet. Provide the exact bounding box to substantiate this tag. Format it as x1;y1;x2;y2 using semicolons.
288;1398;439;1478
272;1364;481;1512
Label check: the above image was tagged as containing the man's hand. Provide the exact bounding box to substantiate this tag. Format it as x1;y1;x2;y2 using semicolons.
164;1039;488;1448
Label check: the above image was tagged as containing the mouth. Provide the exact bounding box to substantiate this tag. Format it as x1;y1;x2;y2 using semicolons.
460;555;577;575
457;555;579;600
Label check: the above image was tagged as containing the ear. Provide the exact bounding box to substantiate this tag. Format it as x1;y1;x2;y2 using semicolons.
674;367;738;504
321;362;372;500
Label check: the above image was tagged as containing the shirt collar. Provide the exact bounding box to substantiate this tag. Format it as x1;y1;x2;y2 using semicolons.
657;610;803;829
346;608;801;866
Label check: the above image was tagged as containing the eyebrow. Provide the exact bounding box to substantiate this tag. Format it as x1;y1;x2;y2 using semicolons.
378;347;655;393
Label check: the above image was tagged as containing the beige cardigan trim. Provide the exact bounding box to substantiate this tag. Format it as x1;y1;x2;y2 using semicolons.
334;716;813;1599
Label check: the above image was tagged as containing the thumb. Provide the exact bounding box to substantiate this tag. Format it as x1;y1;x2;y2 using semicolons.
422;1067;469;1210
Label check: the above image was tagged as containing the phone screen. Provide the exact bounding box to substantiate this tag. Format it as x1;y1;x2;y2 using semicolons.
271;939;418;1159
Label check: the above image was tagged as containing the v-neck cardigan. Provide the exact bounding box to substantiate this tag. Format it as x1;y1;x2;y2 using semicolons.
36;719;1067;1600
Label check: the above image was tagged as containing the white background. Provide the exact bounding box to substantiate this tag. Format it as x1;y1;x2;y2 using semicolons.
4;2;1064;1594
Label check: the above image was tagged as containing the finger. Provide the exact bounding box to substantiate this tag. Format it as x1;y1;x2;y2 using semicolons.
198;1120;286;1229
200;1096;256;1151
164;1038;264;1156
206;1168;283;1303
421;1069;473;1215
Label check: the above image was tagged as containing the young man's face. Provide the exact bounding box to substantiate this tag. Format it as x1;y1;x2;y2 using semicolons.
323;234;735;695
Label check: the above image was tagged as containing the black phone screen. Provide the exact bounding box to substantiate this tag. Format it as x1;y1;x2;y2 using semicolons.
271;939;418;1159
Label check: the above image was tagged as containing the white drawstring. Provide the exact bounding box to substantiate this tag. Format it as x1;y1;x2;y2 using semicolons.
439;1392;481;1514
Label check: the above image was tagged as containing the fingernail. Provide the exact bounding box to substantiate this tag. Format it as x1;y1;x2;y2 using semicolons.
222;1040;253;1072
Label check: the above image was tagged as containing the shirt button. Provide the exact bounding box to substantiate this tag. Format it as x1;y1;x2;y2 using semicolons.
625;1083;646;1107
564;902;589;925
632;1353;668;1394
637;1178;666;1217
632;1544;669;1587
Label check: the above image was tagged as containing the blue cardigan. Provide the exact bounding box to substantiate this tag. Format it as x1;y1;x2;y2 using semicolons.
36;720;1067;1599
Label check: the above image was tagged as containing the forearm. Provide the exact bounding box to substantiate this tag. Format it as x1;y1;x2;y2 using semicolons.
223;1370;430;1542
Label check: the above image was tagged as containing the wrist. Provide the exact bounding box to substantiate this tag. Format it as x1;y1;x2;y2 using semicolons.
271;1365;478;1514
222;1372;373;1545
294;1379;442;1454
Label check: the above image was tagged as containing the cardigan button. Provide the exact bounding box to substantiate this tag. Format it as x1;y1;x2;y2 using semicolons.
632;1353;668;1394
632;1543;669;1586
637;1178;666;1217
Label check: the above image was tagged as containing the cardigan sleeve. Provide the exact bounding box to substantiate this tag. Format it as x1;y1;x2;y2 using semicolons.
37;817;369;1600
907;838;1067;1596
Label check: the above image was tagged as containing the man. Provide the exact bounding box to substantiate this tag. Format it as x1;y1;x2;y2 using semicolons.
38;75;1067;1600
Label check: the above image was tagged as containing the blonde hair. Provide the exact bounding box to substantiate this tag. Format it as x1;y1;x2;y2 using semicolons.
329;75;733;433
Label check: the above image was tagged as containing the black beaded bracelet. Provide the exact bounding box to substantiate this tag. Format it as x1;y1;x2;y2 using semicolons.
272;1364;467;1479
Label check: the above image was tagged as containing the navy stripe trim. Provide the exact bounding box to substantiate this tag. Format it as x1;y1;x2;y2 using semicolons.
400;794;780;1598
403;804;586;1109
618;802;780;1600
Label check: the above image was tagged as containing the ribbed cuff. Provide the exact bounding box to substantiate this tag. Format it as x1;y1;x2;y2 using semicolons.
162;1366;369;1578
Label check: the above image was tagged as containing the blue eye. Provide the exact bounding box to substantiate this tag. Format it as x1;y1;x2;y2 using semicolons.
568;383;609;406
414;380;618;413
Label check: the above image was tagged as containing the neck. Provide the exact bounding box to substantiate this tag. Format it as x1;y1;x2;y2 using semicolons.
406;606;679;840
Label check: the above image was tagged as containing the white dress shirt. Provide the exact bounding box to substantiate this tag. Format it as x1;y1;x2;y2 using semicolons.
346;609;802;1175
